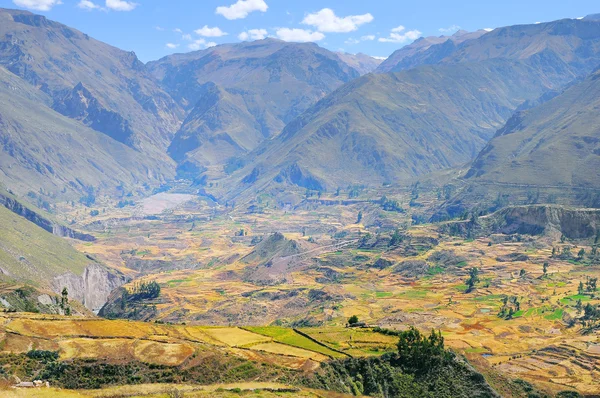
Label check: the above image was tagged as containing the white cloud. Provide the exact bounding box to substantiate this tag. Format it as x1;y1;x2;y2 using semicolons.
372;56;387;60
105;0;137;12
182;33;192;41
276;28;324;42
345;34;375;44
174;28;183;33
155;26;165;31
77;0;100;10
483;28;494;32
166;43;179;49
195;25;228;37
188;38;218;51
302;8;373;33
439;24;461;34
216;0;268;20
238;28;268;41
13;0;62;11
379;26;422;43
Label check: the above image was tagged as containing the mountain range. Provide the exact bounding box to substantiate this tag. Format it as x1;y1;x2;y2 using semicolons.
2;7;600;211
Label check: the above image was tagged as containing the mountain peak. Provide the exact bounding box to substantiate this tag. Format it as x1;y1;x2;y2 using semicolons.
584;13;600;21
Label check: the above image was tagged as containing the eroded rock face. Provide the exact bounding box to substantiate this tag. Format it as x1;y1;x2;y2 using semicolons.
0;192;95;241
52;83;136;147
52;264;128;312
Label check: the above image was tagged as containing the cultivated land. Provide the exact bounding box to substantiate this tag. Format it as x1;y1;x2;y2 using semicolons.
13;190;590;396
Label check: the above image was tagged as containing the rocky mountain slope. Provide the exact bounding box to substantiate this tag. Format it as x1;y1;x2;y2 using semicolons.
148;39;362;175
0;66;172;200
0;7;181;196
215;58;578;200
210;17;600;201
379;17;600;77
0;199;126;311
376;29;487;73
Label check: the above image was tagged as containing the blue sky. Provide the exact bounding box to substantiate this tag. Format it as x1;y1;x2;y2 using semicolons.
2;0;599;62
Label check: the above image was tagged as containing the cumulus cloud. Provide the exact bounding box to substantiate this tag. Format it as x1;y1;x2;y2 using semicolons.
166;43;179;49
174;28;183;33
378;25;422;43
105;0;137;12
77;0;100;10
439;24;461;34
238;28;268;41
13;0;61;11
302;8;373;33
216;0;268;20
182;33;193;41
188;38;218;51
276;28;324;42
195;25;228;37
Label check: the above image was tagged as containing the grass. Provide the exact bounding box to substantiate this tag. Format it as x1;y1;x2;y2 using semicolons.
245;327;344;358
0;207;89;286
544;308;564;321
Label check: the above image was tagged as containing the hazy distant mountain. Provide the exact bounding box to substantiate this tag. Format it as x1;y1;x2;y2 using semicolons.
376;29;487;73
0;66;172;198
379;18;600;77
0;8;182;156
213;18;600;199
148;39;361;175
215;59;563;200
336;52;383;75
584;14;600;20
465;66;600;187
0;8;180;198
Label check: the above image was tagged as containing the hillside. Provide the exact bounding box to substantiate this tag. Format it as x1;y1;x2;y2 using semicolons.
380;17;600;77
465;67;600;187
376;29;487;73
148;39;361;174
215;59;571;200
0;8;181;196
0;66;172;200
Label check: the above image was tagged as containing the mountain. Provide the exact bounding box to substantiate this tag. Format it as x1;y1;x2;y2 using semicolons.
211;17;600;201
148;39;361;175
215;59;565;200
0;8;181;176
584;14;600;21
465;66;600;190
379;17;600;77
336;52;383;75
0;191;126;311
0;66;171;199
376;29;487;73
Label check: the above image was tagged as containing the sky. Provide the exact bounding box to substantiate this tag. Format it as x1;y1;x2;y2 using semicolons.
1;0;599;62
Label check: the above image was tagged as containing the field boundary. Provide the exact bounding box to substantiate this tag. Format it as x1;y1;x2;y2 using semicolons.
292;329;352;358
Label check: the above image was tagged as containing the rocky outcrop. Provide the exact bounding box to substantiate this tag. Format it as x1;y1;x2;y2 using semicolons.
0;192;95;241
52;263;128;312
52;83;136;147
443;205;600;240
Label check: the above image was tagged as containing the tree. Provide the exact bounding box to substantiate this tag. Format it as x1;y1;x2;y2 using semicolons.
396;327;450;375
465;267;480;293
578;281;585;296
61;287;71;316
577;248;585;260
348;315;359;326
586;277;597;292
357;211;363;224
543;262;549;277
519;269;526;278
